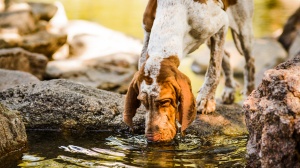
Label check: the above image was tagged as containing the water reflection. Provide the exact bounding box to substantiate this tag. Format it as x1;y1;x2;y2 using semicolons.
19;131;247;168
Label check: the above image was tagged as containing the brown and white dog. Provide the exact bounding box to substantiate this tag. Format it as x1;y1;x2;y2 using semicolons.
124;0;254;142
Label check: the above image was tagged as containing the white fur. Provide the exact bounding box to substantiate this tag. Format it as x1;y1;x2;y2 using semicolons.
147;0;227;59
141;0;228;97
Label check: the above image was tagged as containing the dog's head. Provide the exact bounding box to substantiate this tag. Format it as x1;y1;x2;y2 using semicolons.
123;56;196;142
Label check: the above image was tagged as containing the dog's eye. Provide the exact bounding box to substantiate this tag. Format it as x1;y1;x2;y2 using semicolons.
159;99;171;107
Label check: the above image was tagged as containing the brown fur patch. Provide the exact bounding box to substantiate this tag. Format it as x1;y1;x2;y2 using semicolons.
193;0;207;4
156;56;196;133
221;0;238;10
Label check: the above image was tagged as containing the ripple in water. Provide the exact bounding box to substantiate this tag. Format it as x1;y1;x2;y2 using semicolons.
17;131;247;167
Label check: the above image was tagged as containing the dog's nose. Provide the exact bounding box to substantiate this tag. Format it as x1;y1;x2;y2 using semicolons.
146;133;161;142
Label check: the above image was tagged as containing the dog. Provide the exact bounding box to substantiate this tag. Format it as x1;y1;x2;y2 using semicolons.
124;0;254;142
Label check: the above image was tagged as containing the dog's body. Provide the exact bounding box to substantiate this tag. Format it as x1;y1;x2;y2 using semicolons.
124;0;254;142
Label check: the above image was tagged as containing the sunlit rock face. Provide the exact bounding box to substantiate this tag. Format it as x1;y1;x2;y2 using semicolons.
0;103;27;160
244;54;300;168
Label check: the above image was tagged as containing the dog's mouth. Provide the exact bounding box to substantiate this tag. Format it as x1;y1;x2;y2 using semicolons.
145;131;176;143
145;133;161;142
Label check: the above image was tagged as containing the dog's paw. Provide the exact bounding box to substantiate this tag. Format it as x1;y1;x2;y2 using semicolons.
221;87;235;104
196;96;216;114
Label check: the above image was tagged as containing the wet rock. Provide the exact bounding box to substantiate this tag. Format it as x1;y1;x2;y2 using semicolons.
243;54;300;167
0;48;48;79
46;53;137;93
0;79;246;137
0;69;40;91
0;10;36;35
0;103;27;159
191;38;287;86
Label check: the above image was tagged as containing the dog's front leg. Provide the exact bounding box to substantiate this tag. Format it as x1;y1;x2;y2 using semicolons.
196;26;227;114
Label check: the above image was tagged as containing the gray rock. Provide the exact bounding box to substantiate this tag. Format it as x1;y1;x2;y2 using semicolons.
0;103;27;159
0;48;48;79
0;69;40;91
243;54;300;167
0;79;129;131
0;79;246;137
0;9;36;35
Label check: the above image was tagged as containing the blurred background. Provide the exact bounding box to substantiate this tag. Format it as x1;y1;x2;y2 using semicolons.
25;0;300;39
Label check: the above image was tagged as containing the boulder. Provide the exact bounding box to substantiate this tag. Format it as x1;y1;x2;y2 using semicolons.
0;79;132;131
0;9;36;35
1;30;67;59
0;103;27;160
0;48;48;79
21;30;67;59
243;54;300;167
28;2;58;21
0;69;40;91
0;79;247;137
59;20;142;59
191;38;287;86
46;53;137;93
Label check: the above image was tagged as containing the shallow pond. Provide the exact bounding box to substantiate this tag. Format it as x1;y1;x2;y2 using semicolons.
14;131;247;168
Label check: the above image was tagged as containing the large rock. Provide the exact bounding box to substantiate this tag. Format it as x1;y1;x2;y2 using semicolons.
0;79;246;137
0;48;48;79
0;69;40;91
191;38;287;86
0;9;36;35
0;103;27;160
0;79;133;131
46;53;137;93
243;54;300;167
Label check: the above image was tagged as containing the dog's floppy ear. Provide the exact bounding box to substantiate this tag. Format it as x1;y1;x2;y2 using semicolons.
175;71;196;134
123;72;141;129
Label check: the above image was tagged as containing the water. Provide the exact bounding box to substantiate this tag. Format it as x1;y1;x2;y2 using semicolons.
15;131;247;168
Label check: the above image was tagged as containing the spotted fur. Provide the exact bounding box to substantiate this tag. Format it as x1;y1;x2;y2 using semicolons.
124;0;254;142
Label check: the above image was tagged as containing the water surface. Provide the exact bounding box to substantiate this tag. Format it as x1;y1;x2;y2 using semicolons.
17;131;247;167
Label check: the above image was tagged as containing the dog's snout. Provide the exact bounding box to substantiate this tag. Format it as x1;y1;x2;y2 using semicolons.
146;132;161;142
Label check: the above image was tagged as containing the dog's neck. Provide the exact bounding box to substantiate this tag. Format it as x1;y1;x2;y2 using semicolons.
147;0;188;60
